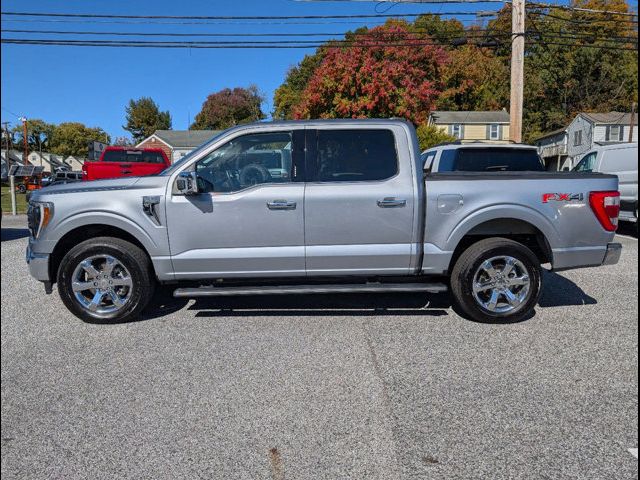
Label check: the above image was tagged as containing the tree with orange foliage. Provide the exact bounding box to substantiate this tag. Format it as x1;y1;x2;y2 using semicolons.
292;23;448;124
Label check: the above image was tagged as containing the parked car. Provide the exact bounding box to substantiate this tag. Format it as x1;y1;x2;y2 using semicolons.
27;119;621;324
421;143;545;173
82;146;170;181
573;143;638;226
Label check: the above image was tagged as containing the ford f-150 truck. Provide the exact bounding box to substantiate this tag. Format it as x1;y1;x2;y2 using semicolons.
26;119;622;323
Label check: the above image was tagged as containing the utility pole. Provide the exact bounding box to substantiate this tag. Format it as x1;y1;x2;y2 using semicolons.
20;116;28;162
510;0;525;143
3;121;17;215
629;102;636;143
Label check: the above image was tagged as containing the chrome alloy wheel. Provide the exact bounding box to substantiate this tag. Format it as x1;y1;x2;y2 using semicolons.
472;256;531;314
71;255;133;318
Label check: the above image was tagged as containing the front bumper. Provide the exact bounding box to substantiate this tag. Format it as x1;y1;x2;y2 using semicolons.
26;242;51;282
602;242;622;266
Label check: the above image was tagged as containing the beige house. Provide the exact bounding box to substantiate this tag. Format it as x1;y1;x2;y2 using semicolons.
428;110;511;143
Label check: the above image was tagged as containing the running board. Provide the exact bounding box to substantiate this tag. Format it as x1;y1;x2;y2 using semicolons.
173;282;447;298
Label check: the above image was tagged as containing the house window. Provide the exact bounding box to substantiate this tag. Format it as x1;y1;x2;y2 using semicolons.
452;124;463;139
574;130;583;146
607;125;623;142
489;124;500;140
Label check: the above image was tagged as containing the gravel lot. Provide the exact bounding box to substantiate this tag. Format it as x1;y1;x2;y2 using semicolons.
1;215;638;479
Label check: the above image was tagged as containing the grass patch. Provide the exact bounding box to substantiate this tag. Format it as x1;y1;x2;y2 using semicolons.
1;185;28;214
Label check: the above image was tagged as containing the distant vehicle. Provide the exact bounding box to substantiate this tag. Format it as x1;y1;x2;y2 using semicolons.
573;143;638;226
82;147;170;181
421;143;545;173
27;174;82;202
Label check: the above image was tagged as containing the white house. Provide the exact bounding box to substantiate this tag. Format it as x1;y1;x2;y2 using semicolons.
536;111;638;170
27;152;69;174
136;130;221;163
64;155;85;171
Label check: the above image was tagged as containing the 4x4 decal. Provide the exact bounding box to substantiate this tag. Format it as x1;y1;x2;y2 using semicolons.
542;193;584;203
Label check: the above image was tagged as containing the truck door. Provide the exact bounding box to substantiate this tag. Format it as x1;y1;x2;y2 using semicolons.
303;127;416;276
165;129;306;278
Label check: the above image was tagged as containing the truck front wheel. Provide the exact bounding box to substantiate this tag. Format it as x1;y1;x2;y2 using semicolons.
57;237;155;323
450;238;542;323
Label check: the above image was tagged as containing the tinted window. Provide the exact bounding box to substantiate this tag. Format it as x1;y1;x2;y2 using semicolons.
194;132;293;193
312;129;398;182
573;152;598;172
437;148;545;172
102;150;166;164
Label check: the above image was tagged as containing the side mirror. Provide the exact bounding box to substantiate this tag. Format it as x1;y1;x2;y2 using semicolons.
176;171;199;195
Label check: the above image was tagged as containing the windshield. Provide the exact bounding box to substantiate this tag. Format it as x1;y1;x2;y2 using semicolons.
160;130;228;176
573;152;597;172
438;147;545;172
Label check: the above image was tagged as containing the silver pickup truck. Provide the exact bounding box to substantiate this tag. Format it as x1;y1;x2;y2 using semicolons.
26;119;622;323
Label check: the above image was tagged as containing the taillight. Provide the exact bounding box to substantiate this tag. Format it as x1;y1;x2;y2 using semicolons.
589;191;620;232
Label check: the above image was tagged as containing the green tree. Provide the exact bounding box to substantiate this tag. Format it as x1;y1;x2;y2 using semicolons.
11;119;56;153
123;97;172;143
192;85;265;130
416;123;457;150
49;122;111;157
412;14;465;44
273;51;327;119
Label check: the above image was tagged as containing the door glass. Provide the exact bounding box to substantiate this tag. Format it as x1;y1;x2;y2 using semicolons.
194;132;293;193
312;129;398;182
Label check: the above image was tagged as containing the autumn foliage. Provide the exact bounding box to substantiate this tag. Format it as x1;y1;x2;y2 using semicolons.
292;24;448;124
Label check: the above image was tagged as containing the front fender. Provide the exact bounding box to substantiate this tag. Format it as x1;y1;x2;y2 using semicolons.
37;210;160;255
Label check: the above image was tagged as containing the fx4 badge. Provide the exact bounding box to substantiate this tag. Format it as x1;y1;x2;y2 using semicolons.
542;193;584;203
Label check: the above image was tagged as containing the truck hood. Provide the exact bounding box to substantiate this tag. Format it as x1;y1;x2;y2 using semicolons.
30;176;168;200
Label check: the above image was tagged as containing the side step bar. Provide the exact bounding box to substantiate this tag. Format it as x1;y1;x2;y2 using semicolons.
174;282;447;298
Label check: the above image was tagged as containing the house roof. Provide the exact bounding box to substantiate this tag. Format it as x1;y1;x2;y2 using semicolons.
145;130;221;148
579;111;638;125
429;110;510;124
533;126;568;142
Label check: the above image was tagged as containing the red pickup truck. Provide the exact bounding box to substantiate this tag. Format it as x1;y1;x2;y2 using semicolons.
82;146;170;181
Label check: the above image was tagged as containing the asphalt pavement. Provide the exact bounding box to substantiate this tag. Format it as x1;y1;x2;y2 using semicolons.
1;215;638;479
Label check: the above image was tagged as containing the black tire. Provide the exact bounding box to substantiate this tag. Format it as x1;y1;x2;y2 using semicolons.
57;237;155;323
18;184;26;194
450;237;542;323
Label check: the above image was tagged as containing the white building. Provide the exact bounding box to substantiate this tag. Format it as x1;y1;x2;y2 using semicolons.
136;130;221;163
536;111;638;171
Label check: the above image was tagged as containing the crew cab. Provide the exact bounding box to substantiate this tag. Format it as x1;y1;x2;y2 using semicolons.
82;146;170;181
26;119;622;323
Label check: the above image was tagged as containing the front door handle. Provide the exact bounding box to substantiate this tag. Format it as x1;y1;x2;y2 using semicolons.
121;170;132;175
377;197;407;208
267;200;297;210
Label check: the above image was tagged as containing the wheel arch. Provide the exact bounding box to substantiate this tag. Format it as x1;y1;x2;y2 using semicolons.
49;224;154;282
447;217;554;274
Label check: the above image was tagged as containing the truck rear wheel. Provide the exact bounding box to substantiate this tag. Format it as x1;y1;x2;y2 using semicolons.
57;237;155;323
450;238;542;323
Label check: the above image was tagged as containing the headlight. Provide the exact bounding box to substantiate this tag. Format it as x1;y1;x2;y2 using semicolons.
27;201;54;238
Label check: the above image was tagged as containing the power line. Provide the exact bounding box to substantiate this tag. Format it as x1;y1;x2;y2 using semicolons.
0;10;491;20
2;37;635;50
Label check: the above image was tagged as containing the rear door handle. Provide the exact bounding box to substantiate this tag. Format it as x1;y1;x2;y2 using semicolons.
121;170;132;175
267;200;297;210
377;197;407;208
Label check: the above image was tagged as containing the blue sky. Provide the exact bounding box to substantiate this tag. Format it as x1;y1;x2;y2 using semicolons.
1;0;637;139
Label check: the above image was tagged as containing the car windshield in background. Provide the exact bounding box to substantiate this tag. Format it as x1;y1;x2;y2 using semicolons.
102;150;165;164
438;148;545;172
